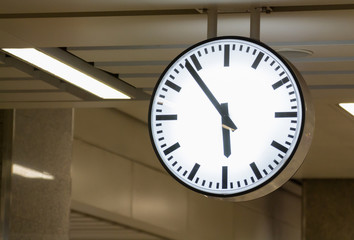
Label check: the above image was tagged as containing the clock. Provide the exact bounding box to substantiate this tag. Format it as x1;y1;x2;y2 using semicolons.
149;36;314;201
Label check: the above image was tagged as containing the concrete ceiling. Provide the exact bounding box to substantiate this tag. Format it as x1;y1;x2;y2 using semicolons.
0;0;353;181
1;1;354;239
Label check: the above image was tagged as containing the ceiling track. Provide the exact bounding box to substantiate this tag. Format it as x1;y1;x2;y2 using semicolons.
0;49;151;100
0;52;100;101
1;4;354;19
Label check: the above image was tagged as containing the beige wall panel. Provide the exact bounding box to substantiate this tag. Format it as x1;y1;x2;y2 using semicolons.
241;189;301;229
187;192;234;240
238;195;273;216
234;190;301;240
274;222;301;240
74;108;162;170
132;164;188;233
233;203;274;240
268;190;301;229
72;139;133;217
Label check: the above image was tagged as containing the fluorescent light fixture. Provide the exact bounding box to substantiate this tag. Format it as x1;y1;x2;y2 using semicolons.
12;164;54;180
2;48;130;99
339;103;354;116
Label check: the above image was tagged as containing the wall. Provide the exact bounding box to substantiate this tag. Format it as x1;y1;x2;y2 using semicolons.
72;108;301;240
0;109;73;240
302;179;354;240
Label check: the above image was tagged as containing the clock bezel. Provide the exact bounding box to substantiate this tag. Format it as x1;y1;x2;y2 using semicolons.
148;36;314;201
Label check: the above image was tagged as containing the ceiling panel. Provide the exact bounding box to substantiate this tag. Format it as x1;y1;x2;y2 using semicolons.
0;66;31;77
121;78;158;89
68;48;188;62
275;44;354;58
0;1;353;178
0;92;81;102
0;15;207;47
293;61;354;71
0;79;57;90
2;0;354;13
304;74;354;86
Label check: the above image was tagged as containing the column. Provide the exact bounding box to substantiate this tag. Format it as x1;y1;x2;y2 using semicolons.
1;109;73;240
302;179;354;240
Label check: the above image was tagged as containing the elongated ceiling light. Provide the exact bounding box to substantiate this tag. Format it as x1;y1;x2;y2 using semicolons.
339;103;354;116
2;48;130;99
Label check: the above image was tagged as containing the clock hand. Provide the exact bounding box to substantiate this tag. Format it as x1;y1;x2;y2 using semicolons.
185;60;237;131
221;103;231;157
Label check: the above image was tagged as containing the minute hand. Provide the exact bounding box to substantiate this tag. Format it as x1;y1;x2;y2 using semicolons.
185;60;237;131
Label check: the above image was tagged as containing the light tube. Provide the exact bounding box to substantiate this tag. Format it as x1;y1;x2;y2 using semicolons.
339;103;354;116
2;48;130;99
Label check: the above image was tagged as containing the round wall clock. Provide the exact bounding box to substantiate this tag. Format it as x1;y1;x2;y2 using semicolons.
149;36;314;201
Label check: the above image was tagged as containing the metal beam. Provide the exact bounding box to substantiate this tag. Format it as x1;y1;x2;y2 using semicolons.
39;48;150;100
0;99;149;109
1;49;151;100
67;40;354;53
250;8;261;41
0;52;100;101
0;9;200;19
1;4;353;20
94;60;170;67
67;44;192;51
207;8;218;39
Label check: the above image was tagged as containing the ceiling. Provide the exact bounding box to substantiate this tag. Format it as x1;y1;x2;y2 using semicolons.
1;1;354;239
1;1;353;177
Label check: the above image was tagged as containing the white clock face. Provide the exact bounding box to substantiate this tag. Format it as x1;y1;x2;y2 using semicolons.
149;37;305;197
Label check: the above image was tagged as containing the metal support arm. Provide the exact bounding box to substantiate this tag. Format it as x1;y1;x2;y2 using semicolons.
207;8;218;39
250;8;261;41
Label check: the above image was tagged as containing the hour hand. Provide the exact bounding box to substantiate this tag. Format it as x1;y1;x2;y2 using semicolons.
222;115;237;132
221;103;231;157
185;59;237;131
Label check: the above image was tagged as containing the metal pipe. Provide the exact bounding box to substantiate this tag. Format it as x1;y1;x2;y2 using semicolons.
250;8;261;41
207;8;218;39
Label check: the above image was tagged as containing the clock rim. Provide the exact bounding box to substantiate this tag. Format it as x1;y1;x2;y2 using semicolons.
148;35;312;200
